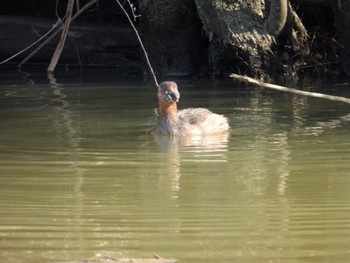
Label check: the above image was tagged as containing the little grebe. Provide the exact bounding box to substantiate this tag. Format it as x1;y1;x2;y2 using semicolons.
153;81;230;136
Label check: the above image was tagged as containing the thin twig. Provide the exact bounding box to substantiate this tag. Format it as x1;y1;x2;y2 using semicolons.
230;73;350;104
0;20;61;65
55;0;68;28
76;0;80;11
115;0;159;87
126;0;141;21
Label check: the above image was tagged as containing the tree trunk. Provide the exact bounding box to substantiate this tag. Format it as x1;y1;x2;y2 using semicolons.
194;0;274;77
193;0;310;78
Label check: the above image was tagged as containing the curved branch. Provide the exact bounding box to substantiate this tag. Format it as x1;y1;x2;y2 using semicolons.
230;73;350;104
115;0;159;87
266;0;288;37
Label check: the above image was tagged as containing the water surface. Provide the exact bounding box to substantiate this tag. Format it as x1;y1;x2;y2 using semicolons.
1;71;350;263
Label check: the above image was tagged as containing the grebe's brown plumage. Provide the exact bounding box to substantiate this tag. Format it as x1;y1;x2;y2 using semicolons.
153;81;230;136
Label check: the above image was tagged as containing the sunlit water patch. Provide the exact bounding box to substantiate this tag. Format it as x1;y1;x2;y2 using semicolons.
1;73;350;263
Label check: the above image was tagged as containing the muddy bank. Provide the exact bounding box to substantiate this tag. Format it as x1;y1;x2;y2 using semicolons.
0;0;349;79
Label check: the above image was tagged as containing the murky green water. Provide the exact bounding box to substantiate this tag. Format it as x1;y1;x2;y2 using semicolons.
1;71;350;263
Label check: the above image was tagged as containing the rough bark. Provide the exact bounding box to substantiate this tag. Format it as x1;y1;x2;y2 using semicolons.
194;0;275;77
193;0;311;78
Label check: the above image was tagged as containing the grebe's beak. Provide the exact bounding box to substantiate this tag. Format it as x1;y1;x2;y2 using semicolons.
164;90;179;102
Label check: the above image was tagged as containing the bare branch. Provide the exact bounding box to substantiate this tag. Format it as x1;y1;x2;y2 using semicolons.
0;20;60;65
115;0;159;87
47;0;75;72
230;73;350;104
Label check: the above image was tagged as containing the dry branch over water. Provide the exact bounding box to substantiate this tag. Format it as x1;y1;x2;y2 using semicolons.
230;73;350;104
47;0;75;72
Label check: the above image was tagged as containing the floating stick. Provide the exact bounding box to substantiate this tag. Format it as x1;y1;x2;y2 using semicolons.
230;73;350;104
115;0;159;87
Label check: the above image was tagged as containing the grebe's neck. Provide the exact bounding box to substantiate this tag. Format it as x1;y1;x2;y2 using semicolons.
155;100;182;135
159;100;178;117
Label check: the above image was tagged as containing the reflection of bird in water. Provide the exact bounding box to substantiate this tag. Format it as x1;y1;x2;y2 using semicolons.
153;81;230;136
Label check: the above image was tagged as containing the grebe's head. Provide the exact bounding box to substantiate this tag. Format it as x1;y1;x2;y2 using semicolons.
158;81;180;102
